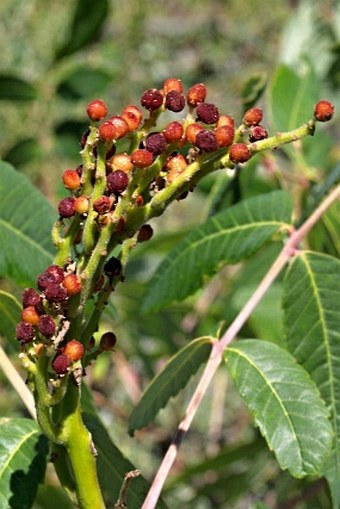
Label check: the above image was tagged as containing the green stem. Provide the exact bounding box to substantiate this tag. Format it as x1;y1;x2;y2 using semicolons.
58;382;106;509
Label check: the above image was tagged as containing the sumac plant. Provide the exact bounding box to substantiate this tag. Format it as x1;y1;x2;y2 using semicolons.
0;75;339;509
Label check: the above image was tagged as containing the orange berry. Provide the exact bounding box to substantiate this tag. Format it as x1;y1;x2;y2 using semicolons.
107;116;129;139
229;143;252;164
163;121;184;143
215;125;235;148
166;154;188;183
62;274;82;295
314;100;334;122
185;123;204;144
121;105;143;131
62;169;81;191
64;340;84;362
131;149;154;168
21;306;40;326
87;99;107;121
217;115;235;128
74;195;89;214
98;121;117;141
243;107;263;126
163;77;183;94
187;83;207;107
108;153;133;173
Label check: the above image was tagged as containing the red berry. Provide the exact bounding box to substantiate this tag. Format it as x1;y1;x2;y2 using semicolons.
163;121;184;143
145;133;167;155
215;125;234;148
165;90;185;112
137;224;154;242
131;149;154;168
121;105;143;131
74;195;89;214
58;197;75;218
229;143;252;164
140;89;164;111
187;83;207;107
87;99;107;121
249;125;268;142
21;306;40;326
243;107;263;126
64;340;84;362
163;78;183;94
186;123;204;144
22;288;41;308
62;169;81;191
16;321;35;343
196;103;220;124
62;274;82;296
98;121;117;141
195;130;218;152
107;115;129;139
52;353;70;375
100;332;117;350
93;196;112;214
314;100;334;122
38;315;56;338
107;170;129;194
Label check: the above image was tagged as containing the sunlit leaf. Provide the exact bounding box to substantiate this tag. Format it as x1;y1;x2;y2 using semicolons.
283;252;340;505
0;418;49;509
143;191;292;312
0;161;56;285
129;336;213;435
226;340;333;477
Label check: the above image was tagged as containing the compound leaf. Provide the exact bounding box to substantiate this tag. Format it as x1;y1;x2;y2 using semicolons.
226;340;332;478
143;191;292;312
283;252;340;506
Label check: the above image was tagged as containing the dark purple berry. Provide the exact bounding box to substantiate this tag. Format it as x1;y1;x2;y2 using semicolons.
45;265;65;284
44;284;68;303
16;321;35;343
52;353;70;375
58;197;75;218
107;171;129;194
145;133;167;156
100;332;117;350
196;103;220;124
195;130;218;152
141;89;164;111
38;315;56;338
104;257;122;278
165;90;185;112
37;272;58;291
22;288;41;308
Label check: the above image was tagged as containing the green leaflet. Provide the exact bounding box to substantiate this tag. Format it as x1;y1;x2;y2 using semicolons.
0;161;56;286
0;418;49;509
283;252;340;507
143;191;292;312
129;336;213;435
226;340;333;478
0;291;21;345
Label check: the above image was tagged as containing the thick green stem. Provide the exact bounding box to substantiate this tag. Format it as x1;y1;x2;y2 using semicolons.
58;382;106;509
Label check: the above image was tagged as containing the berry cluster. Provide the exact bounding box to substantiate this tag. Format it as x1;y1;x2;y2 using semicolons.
15;77;334;384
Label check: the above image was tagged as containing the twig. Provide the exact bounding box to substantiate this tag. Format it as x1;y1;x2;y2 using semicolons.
0;342;36;419
141;184;340;509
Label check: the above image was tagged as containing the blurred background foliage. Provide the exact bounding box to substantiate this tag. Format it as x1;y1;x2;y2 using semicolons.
0;1;339;508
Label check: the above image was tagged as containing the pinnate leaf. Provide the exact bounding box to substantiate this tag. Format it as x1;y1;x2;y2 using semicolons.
143;191;292;312
129;336;213;435
0;161;56;286
0;418;49;509
226;340;332;478
283;252;340;506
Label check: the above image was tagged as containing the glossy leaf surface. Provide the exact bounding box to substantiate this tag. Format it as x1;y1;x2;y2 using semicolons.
0;418;49;509
0;161;56;285
226;340;332;477
283;252;340;506
143;191;292;312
